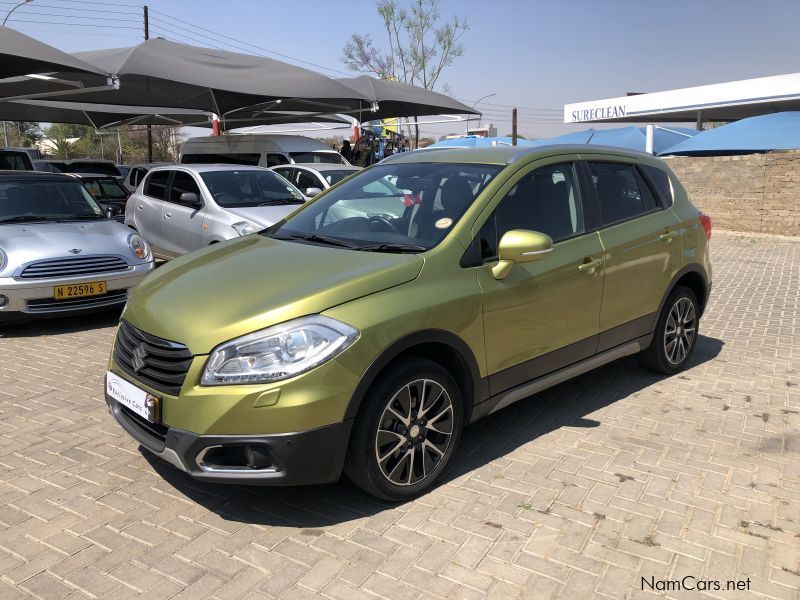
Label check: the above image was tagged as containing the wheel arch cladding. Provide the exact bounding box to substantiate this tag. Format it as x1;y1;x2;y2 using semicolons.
343;330;487;424
672;268;708;316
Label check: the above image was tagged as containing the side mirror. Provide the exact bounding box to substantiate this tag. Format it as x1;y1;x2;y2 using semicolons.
105;204;121;220
179;192;202;208
492;229;553;280
305;187;323;197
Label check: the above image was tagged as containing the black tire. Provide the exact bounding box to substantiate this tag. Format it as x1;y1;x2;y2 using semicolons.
639;285;700;374
344;358;464;501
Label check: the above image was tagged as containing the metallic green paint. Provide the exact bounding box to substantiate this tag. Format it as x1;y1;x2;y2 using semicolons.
110;144;711;452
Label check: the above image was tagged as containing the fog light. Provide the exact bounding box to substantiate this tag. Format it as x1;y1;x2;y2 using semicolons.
244;445;272;469
0;294;8;308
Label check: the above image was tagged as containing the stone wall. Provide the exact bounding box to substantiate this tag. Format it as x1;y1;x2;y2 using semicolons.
664;152;800;236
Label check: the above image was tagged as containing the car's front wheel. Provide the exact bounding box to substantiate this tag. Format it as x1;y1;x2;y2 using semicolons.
640;285;700;374
344;358;463;501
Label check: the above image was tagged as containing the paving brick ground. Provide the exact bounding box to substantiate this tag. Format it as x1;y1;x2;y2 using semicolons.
0;231;798;600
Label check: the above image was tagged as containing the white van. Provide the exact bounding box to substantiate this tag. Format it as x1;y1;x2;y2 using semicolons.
179;134;349;168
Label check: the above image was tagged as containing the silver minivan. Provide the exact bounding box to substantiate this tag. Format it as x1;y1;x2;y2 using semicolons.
125;165;306;259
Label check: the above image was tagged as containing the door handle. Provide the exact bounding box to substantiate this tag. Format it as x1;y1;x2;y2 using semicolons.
164;212;172;218
659;228;680;242
137;205;143;210
578;257;602;272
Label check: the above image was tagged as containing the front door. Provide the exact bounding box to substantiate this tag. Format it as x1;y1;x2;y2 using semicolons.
583;159;684;351
160;170;205;257
475;160;605;395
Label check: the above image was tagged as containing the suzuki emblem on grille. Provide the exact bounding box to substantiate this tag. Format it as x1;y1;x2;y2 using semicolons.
132;344;147;374
68;248;82;254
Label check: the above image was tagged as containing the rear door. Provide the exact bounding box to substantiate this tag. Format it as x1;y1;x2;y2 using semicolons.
133;170;170;255
583;158;684;351
160;170;206;257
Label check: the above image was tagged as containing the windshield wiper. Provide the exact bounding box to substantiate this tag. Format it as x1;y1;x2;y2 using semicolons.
357;243;428;253
0;215;59;224
258;198;305;206
276;232;362;249
56;215;106;221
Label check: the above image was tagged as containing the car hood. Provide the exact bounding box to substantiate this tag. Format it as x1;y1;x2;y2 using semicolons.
0;220;140;277
123;235;424;354
225;205;304;228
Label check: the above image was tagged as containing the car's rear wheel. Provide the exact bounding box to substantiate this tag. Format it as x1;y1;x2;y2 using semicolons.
344;358;463;501
639;285;699;374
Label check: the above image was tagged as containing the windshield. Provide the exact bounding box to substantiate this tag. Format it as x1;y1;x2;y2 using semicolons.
323;170;358;186
289;151;346;165
200;169;304;207
0;180;105;223
81;177;128;200
265;162;502;252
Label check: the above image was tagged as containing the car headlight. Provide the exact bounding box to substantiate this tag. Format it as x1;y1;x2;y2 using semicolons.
201;315;359;385
128;233;151;261
231;221;261;237
0;247;6;272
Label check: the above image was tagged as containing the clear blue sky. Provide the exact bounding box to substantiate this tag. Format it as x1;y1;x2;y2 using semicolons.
5;0;800;139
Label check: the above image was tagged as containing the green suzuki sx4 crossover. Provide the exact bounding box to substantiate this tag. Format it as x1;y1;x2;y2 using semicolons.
105;145;712;500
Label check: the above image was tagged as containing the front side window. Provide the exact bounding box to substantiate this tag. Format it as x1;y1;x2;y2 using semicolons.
323;170;356;186
200;169;304;207
169;172;202;205
144;170;170;200
588;162;658;224
476;163;583;261
295;169;321;190
266;153;290;167
0;180;104;223
265;162;501;252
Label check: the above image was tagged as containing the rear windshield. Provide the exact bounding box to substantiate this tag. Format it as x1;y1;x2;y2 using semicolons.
289;151;346;165
0;152;32;170
81;177;128;200
0;180;105;223
182;153;261;166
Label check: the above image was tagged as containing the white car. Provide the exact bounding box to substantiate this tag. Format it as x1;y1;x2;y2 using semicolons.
270;163;361;197
125;164;306;260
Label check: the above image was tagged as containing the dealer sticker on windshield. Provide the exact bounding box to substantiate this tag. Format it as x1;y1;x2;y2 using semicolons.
106;372;160;422
435;217;453;229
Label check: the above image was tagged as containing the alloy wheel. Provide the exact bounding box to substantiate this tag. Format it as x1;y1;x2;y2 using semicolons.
374;378;454;486
663;297;696;365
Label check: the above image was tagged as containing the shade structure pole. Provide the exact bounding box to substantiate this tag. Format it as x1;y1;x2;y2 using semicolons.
144;4;152;162
512;108;518;146
645;124;654;154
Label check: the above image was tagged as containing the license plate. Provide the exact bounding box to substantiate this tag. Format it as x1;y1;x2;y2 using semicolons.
54;281;107;299
106;371;160;422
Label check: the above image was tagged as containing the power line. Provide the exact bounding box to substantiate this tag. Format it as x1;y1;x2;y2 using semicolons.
4;18;140;28
4;11;139;22
149;8;353;77
12;26;142;37
39;0;141;7
0;1;140;15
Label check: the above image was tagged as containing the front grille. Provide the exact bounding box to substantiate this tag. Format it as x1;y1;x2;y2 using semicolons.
114;320;193;396
118;404;169;445
19;255;130;279
26;289;128;313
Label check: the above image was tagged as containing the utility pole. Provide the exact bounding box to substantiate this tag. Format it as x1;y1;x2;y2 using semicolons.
144;5;152;162
512;108;518;146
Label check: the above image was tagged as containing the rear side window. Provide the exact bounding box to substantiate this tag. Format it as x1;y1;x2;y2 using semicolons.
169;172;202;205
639;165;674;206
266;153;290;167
289;152;344;165
588;162;658;225
0;152;31;170
144;170;170;199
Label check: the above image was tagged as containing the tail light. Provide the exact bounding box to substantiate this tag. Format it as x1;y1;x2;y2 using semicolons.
699;212;712;240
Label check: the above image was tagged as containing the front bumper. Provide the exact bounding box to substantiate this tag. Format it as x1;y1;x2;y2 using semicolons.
106;388;353;485
0;262;153;316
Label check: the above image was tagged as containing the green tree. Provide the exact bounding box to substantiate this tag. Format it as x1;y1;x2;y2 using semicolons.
342;0;468;146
